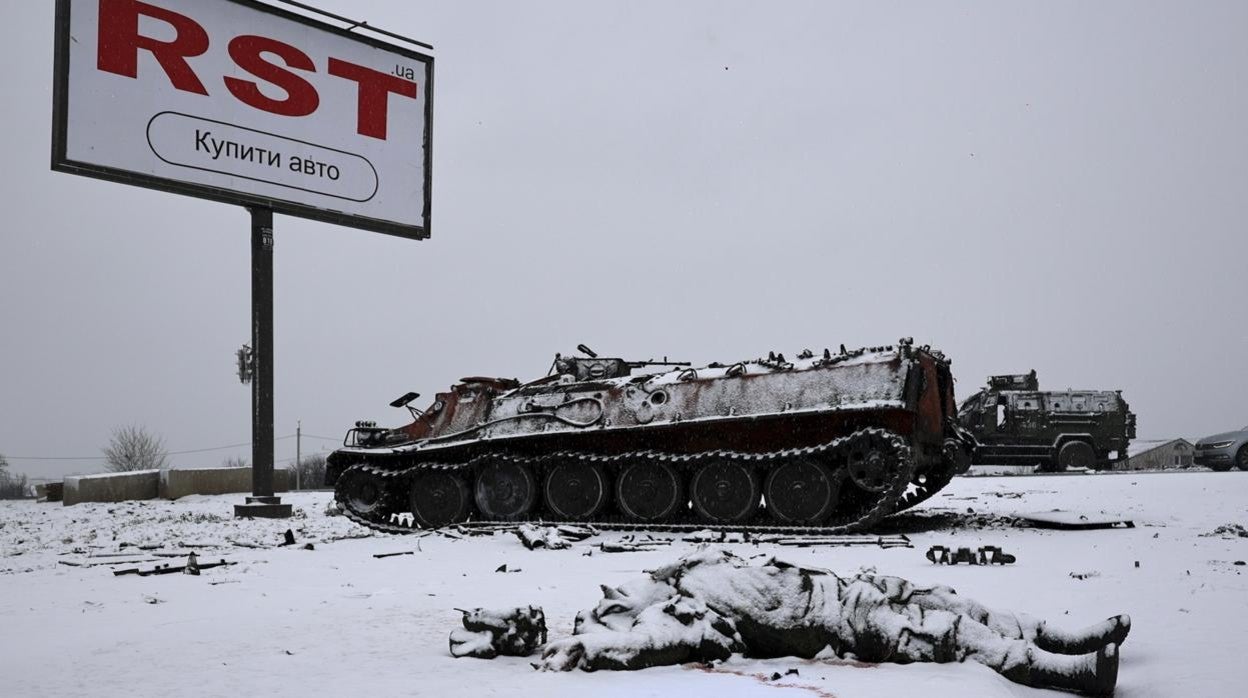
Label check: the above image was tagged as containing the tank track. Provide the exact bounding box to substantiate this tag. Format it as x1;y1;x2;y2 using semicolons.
337;428;915;537
893;464;958;513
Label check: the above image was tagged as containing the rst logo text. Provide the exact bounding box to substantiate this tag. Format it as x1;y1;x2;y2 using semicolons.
97;0;417;140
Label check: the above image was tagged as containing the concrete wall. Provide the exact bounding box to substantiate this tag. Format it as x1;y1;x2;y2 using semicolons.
63;470;160;505
61;467;290;504
159;467;289;500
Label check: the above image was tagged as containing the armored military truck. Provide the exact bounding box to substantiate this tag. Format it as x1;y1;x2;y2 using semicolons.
957;370;1136;472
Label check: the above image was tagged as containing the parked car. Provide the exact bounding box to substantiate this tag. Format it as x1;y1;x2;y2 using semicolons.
1194;427;1248;471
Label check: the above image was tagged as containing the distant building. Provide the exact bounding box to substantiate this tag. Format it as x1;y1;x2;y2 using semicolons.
1115;439;1194;471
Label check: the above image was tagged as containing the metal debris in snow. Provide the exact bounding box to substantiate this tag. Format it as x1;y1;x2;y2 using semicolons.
59;558;159;568
555;525;597;541
1201;523;1248;538
597;540;670;553
768;534;911;549
683;530;752;544
113;558;236;577
926;545;1016;565
1019;510;1135;530
515;525;572;550
596;534;673;553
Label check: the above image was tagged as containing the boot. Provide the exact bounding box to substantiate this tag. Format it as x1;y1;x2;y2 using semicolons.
1023;643;1118;696
1036;615;1131;655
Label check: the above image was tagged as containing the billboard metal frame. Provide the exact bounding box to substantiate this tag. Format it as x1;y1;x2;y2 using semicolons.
50;0;435;240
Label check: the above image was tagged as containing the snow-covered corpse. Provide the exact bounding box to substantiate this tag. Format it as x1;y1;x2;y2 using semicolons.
539;550;1130;696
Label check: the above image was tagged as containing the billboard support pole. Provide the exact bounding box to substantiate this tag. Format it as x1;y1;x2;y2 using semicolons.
236;207;291;519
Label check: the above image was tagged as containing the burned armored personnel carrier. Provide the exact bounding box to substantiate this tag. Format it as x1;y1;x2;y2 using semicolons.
957;370;1136;472
329;339;975;533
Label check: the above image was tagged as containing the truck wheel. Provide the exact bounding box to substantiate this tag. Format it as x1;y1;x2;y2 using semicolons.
1055;441;1095;472
1236;445;1248;471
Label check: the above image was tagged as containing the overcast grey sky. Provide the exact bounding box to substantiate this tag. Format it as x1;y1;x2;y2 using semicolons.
1;1;1245;479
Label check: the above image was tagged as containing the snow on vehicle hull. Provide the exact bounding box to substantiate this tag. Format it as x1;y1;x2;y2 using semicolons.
329;339;974;533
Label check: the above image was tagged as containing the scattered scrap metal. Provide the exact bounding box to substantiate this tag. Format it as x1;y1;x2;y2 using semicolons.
926;545;1017;565
1019;510;1134;530
593;531;911;553
683;530;753;544
59;556;159;568
1202;523;1248;538
450;606;547;659
597;534;672;553
363;520;910;556
515;524;597;550
113;553;236;577
765;534;911;549
374;551;415;559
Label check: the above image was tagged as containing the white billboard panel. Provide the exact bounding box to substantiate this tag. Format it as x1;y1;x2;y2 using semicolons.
53;0;433;238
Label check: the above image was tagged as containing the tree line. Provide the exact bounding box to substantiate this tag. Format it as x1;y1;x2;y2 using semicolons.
103;425;328;488
0;453;32;499
0;426;331;500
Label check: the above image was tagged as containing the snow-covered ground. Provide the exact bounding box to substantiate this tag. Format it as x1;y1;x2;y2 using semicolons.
1;472;1245;697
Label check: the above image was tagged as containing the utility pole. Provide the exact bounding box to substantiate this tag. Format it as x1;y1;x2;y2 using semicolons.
235;207;291;518
295;420;302;491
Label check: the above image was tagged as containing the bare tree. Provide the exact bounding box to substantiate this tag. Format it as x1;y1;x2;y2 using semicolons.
0;453;31;499
102;425;168;472
221;455;249;469
291;453;327;490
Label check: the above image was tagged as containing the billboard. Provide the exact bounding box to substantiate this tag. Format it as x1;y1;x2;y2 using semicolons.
52;0;433;238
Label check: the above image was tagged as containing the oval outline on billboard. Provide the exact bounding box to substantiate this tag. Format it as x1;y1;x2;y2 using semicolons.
145;111;380;203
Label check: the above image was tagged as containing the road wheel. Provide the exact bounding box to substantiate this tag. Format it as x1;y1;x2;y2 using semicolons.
1237;445;1248;472
846;433;907;492
764;457;840;524
474;460;536;520
337;466;386;517
616;461;684;522
1055;441;1096;472
690;460;760;523
409;470;471;528
544;462;610;520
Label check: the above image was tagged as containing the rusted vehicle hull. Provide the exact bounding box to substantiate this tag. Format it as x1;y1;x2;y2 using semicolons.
330;340;973;533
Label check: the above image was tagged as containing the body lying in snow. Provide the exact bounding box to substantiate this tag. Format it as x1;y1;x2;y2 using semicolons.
538;549;1129;696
